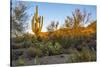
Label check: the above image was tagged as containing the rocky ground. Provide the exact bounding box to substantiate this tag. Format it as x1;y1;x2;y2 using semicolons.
12;54;71;66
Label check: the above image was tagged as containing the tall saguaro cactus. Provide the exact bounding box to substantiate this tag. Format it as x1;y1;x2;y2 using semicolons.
32;6;43;35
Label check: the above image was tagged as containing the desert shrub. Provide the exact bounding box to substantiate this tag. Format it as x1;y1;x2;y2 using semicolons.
51;37;72;49
91;33;96;40
12;41;32;49
12;36;24;43
51;37;70;49
12;50;23;60
26;47;42;59
31;36;38;43
81;35;96;51
16;56;26;66
80;47;96;61
56;35;87;49
12;44;23;49
68;49;81;62
12;50;18;60
40;41;62;56
39;42;51;56
68;47;96;63
22;41;32;48
26;47;35;58
53;42;62;54
65;48;78;54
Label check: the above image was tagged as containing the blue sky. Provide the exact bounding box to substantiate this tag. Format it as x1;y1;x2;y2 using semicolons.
12;0;96;32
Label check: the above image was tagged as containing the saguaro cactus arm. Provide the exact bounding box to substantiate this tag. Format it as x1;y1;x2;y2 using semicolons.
38;16;43;32
32;16;35;32
40;16;43;31
35;6;38;22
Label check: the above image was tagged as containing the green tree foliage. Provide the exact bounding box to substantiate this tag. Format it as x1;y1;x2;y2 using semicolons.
65;9;91;28
11;1;29;37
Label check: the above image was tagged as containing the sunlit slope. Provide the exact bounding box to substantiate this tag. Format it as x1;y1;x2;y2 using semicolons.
38;21;96;39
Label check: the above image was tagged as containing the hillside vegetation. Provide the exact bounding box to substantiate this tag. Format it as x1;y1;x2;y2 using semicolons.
38;21;96;40
11;5;96;66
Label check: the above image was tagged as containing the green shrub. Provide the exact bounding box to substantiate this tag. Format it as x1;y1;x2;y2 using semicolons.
31;36;38;43
68;49;81;62
26;47;42;58
12;41;32;49
22;41;32;48
68;47;96;63
40;42;51;56
53;42;62;54
12;50;23;60
51;35;85;49
80;47;96;61
13;36;24;43
17;56;25;66
12;44;23;49
40;41;62;56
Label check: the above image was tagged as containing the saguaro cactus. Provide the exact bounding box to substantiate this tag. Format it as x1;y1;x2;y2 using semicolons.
32;6;43;35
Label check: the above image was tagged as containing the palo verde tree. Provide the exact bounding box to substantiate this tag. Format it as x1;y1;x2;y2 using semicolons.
11;1;29;37
47;21;59;32
32;6;44;35
65;9;91;29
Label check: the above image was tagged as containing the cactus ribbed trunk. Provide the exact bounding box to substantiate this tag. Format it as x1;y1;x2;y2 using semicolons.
32;5;44;36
